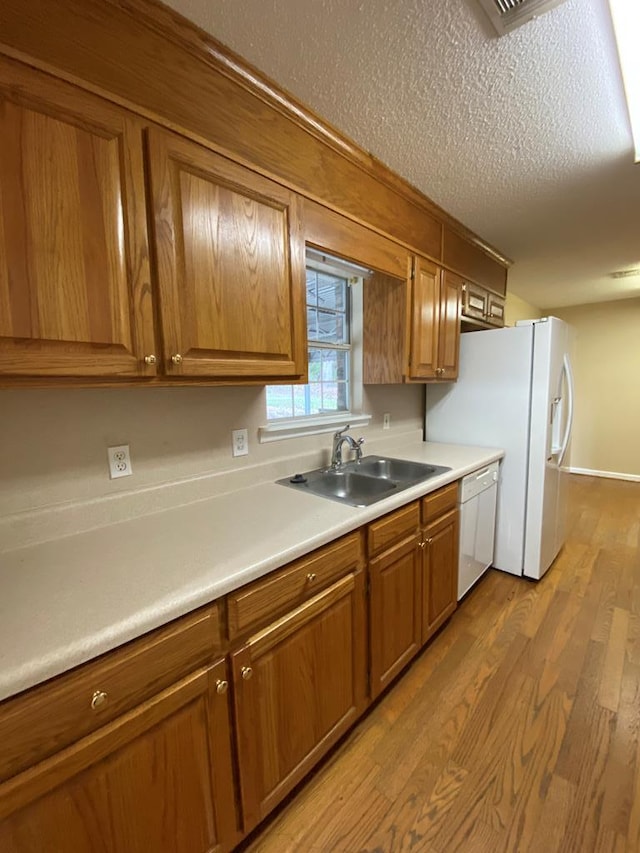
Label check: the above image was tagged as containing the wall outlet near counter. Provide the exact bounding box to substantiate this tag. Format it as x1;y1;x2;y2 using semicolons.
383;413;391;430
232;428;249;457
107;444;132;479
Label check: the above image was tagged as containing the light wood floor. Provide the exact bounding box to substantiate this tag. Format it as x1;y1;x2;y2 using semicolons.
242;475;640;853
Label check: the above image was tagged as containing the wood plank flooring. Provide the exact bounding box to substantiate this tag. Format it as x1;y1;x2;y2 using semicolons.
241;475;640;853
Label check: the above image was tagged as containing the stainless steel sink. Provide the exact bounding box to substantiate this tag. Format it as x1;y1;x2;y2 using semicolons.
276;455;451;507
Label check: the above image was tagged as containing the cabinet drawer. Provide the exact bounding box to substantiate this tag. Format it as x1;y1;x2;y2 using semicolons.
0;603;222;783
422;482;458;524
367;502;420;557
462;282;488;321
227;532;363;640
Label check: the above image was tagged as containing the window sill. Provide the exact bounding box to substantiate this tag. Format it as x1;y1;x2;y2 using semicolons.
258;413;371;444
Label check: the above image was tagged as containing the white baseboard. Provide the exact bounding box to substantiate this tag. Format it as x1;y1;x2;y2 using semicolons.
566;466;640;483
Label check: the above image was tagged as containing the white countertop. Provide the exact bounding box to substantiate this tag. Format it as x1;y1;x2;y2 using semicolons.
0;441;503;703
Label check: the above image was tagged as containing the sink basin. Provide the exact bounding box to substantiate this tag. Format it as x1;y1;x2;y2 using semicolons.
277;455;451;508
301;469;397;504
356;455;445;483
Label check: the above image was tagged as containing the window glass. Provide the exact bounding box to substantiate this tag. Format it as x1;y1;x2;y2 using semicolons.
266;258;353;420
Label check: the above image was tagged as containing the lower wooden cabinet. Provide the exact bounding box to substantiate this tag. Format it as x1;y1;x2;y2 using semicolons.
0;661;238;853
367;502;422;699
421;485;460;644
231;571;367;832
0;484;462;851
422;508;459;643
367;485;459;697
369;534;422;698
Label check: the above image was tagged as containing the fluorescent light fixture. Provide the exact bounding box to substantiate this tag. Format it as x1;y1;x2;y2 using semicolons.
608;0;640;162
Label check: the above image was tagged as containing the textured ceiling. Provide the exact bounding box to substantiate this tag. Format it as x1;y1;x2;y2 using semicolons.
161;0;640;308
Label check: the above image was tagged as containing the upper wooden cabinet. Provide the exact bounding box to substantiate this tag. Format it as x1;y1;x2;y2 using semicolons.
146;128;307;380
460;279;506;330
0;58;156;378
408;257;440;379
409;258;461;381
363;256;461;383
438;270;463;378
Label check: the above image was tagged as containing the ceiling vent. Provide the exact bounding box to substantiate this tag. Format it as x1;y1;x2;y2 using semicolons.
476;0;571;35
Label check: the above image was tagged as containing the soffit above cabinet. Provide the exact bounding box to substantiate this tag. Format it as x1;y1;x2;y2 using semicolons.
161;0;640;309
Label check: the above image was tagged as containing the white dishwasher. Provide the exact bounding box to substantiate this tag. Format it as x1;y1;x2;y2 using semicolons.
458;461;500;600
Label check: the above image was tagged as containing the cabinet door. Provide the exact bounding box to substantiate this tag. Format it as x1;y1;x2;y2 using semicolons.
369;535;422;699
0;663;238;853
438;271;462;380
0;58;156;378
147;128;306;379
232;573;366;832
408;256;440;379
486;293;505;327
422;508;459;644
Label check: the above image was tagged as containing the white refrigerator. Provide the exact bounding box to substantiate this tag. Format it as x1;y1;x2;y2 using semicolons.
425;317;574;581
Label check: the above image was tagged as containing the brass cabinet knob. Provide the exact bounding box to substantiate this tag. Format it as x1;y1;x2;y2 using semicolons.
90;690;108;710
241;666;253;681
306;572;317;583
171;354;183;365
144;354;157;365
425;537;433;545
418;540;426;549
215;679;228;695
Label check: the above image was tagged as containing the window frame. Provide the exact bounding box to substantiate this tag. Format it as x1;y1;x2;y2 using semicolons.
260;253;371;442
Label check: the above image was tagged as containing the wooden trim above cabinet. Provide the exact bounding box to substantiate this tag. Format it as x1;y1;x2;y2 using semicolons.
304;200;409;279
443;227;508;297
0;0;510;274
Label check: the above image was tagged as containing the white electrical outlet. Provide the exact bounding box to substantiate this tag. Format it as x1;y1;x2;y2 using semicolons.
232;428;249;457
107;444;133;479
383;412;391;430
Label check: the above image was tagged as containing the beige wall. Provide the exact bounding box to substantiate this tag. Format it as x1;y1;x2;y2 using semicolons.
552;298;640;478
504;292;543;327
0;384;424;518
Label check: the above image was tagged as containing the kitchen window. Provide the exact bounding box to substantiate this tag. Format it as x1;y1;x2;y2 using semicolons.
262;252;371;440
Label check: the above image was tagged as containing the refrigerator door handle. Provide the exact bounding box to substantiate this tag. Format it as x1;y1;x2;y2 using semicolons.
557;354;574;467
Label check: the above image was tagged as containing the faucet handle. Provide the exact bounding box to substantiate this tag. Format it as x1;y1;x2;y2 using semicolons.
355;437;365;460
333;424;351;438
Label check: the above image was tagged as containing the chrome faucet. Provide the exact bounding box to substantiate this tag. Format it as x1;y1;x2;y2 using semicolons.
330;425;365;469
